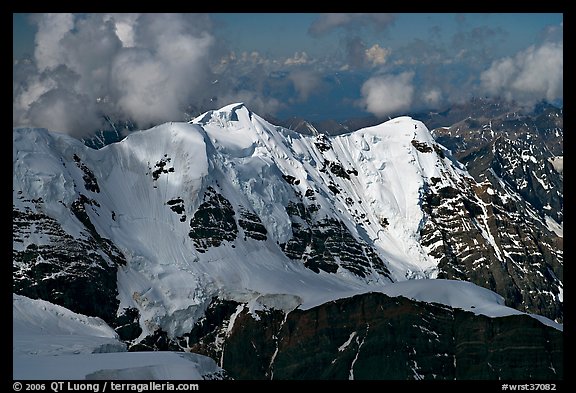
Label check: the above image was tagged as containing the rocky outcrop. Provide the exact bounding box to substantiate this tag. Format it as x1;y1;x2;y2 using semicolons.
176;293;562;380
13;196;124;322
280;201;392;280
238;209;267;241
73;154;100;193
432;102;563;225
426;104;563;322
188;186;238;251
420;178;563;323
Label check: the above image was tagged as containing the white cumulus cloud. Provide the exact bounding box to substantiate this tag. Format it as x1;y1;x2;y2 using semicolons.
423;88;442;108
288;69;322;101
365;44;390;67
360;72;415;117
13;13;219;137
33;13;75;72
480;42;563;107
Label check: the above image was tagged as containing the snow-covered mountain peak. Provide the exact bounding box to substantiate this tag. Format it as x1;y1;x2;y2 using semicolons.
13;107;465;290
13;108;452;338
195;102;251;122
13;102;563;344
191;102;260;135
13;101;564;379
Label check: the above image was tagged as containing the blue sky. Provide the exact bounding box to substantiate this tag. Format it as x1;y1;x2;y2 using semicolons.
211;13;560;58
13;13;563;136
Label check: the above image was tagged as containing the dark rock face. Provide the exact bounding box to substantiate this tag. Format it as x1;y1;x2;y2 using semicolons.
187;185;269;250
238;209;267;241
73;154;100;193
314;134;332;152
167;197;187;222
420;178;563;323
183;293;562;380
129;329;181;352
182;298;242;359
426;105;563;323
326;160;351;180
280;202;392;280
13;196;123;322
432;104;563;225
111;307;143;342
411;139;433;153
151;154;175;182
452;312;562;379
70;194;127;267
189;187;238;252
463;136;563;224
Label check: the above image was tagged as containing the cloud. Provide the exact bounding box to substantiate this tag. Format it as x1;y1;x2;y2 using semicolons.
103;13;139;47
538;21;563;44
340;38;391;69
391;39;448;66
365;44;390;66
18;14;318;136
33;13;75;72
242;51;271;65
308;13;395;71
451;26;507;62
13;13;220;136
13;64;52;109
109;14;216;126
308;13;396;36
479;42;563;107
28;88;104;135
344;36;367;69
109;49;176;124
57;14;124;98
359;72;415;117
288;69;322;101
423;88;442;108
452;26;506;48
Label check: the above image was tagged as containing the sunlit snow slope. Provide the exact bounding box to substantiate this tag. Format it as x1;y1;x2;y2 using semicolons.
13;294;226;380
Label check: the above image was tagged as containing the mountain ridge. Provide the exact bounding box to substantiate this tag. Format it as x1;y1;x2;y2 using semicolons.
13;102;563;379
